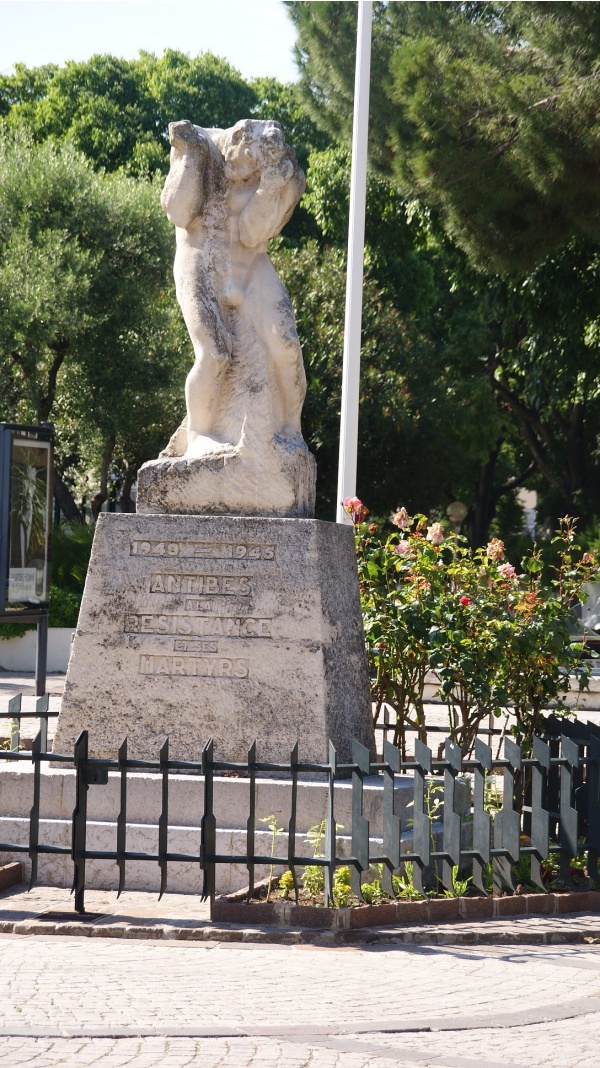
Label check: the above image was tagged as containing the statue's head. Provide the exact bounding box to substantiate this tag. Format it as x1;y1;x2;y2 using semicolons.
222;119;293;180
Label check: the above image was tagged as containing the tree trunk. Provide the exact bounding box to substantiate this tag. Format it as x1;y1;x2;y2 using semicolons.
37;341;68;422
90;436;116;521
566;401;586;521
117;471;136;513
53;472;81;523
467;446;500;546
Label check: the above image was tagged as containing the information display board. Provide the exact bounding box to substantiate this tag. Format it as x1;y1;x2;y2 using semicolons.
0;423;53;614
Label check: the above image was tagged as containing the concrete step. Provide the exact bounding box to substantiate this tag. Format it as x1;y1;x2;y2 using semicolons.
0;766;424;833
0;764;458;894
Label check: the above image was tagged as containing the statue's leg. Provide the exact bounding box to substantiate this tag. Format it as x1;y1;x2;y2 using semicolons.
176;277;234;457
246;258;307;440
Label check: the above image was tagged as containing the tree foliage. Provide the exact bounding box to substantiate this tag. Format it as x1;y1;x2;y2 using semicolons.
288;1;600;273
0;51;258;175
0;130;188;515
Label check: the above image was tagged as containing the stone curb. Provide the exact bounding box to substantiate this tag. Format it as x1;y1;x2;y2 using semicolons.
0;862;22;893
1;913;600;947
213;888;600;928
3;862;600;946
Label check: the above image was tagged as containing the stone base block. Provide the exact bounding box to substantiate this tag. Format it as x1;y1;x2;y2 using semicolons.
52;514;373;763
136;440;316;518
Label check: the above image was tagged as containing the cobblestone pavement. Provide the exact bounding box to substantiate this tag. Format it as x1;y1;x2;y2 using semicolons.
0;932;599;1067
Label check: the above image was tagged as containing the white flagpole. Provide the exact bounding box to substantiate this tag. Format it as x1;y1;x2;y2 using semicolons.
336;0;373;523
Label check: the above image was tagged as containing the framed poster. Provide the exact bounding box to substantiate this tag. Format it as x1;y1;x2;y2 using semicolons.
0;423;53;614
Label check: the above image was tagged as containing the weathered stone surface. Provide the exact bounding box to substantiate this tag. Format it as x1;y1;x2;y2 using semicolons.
52;514;373;764
137;438;315;518
136;117;316;518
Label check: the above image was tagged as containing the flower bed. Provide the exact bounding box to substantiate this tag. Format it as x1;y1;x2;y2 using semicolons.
213;889;600;929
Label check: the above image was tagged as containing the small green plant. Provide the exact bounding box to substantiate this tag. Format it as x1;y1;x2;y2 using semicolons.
300;820;345;903
392;861;423;900
278;869;296;900
302;820;326;899
333;866;352;907
259;813;284;902
359;864;386;904
302;864;325;898
443;864;472;897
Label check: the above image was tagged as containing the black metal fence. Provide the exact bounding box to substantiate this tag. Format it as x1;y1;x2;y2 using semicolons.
1;699;599;916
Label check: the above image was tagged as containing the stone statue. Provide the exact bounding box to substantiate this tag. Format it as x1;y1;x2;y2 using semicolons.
136;119;316;518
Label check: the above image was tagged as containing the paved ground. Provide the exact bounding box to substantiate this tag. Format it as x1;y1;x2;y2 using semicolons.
0;924;599;1067
0;887;600;1066
2;676;600;1064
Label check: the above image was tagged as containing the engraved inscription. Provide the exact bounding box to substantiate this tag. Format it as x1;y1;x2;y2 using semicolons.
174;639;218;653
126;613;272;637
149;573;251;596
140;654;249;678
131;540;275;560
130;538;275;681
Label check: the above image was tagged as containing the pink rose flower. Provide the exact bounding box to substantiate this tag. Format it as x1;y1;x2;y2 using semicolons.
487;538;505;562
342;496;369;524
426;522;444;545
498;562;516;580
459;595;470;606
394;540;412;556
391;507;410;530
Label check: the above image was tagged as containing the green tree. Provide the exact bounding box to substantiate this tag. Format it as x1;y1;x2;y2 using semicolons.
0;50;259;176
0;129;187;516
287;2;600;533
273;236;518;524
288;1;600;274
297;145;535;535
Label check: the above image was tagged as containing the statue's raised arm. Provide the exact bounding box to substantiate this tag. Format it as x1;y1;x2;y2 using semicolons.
160;120;213;229
230;128;306;249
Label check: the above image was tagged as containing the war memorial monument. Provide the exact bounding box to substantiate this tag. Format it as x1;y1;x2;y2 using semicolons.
53;117;373;764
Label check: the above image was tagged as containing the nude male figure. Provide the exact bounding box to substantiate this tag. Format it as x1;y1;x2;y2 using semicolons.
160;118;307;460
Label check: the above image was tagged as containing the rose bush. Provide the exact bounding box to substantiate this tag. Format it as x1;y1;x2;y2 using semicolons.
344;498;599;755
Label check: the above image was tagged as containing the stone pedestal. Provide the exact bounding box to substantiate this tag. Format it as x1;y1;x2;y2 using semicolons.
137;439;316;519
52;514;374;763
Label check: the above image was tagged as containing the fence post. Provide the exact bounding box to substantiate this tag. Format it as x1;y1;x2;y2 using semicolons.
492;737;521;894
287;741;300;903
28;730;42;888
587;726;600;886
116;738;127;897
441;740;462;893
382;739;401;897
472;738;492;894
559;734;580;886
158;737;169;899
72;730;89;914
324;741;337;906
412;738;432;895
246;740;257;901
530;735;551;891
36;694;49;753
200;739;216;904
350;740;370;901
